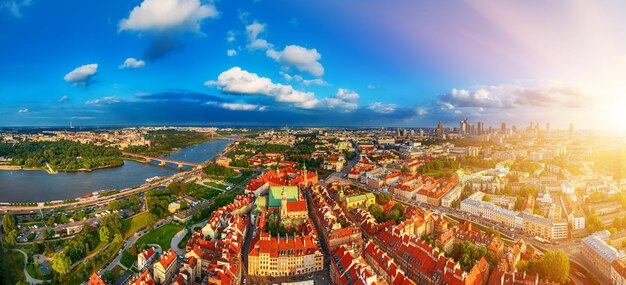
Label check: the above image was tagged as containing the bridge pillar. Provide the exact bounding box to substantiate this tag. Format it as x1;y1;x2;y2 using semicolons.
178;164;184;170
159;161;166;166
146;158;151;163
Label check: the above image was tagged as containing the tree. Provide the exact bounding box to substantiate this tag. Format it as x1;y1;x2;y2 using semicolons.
147;213;158;230
5;229;18;245
537;251;569;284
47;216;56;226
2;214;17;233
102;270;114;283
180;199;188;210
32;242;42;254
60;214;68;224
52;252;71;276
99;226;112;243
368;204;384;222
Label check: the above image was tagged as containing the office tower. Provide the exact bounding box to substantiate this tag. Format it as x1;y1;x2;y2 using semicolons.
512;125;517;133
460;117;468;135
488;126;493;134
546;123;550;133
501;122;506;132
569;123;574;136
477;122;484;135
437;121;444;136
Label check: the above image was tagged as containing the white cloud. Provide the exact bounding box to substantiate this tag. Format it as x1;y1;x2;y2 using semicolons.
85;96;120;105
17;108;28;113
227;49;237;57
367;84;377;90
416;107;429;116
0;0;31;18
319;98;357;112
335;89;360;102
245;21;271;50
64;63;98;86
439;85;588;109
119;58;146;69
266;45;324;76
57;95;69;104
220;103;265;111
118;0;218;33
280;72;327;86
206;67;318;108
226;30;236;43
368;102;397;114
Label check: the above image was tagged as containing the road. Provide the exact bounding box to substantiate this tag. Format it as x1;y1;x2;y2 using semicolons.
170;228;188;256
9;248;44;284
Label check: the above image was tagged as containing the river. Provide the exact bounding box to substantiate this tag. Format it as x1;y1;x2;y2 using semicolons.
0;139;231;202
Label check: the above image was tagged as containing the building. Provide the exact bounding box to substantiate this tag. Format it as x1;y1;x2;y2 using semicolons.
568;210;585;230
248;233;324;276
582;230;626;281
88;273;108;285
168;201;181;213
362;240;416;284
137;247;156;270
519;213;568;241
441;185;462;208
330;245;381;285
131;270;156;285
611;258;626;285
153;249;179;284
343;192;376;209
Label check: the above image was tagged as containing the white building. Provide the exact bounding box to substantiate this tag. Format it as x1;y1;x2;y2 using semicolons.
441;185;462;208
137;247;156;270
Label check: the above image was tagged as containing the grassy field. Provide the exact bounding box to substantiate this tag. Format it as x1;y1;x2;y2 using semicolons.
6;250;25;283
121;212;150;239
63;241;122;285
136;223;183;251
205;182;228;190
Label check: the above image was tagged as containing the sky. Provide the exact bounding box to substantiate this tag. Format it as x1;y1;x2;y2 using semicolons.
1;0;626;130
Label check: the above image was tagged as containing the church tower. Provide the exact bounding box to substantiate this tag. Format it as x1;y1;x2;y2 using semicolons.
280;187;288;219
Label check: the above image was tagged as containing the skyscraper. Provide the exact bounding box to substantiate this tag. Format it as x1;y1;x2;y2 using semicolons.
501;122;506;132
569;123;574;137
437;121;444;136
477;122;484;135
546;123;550;133
460;117;469;135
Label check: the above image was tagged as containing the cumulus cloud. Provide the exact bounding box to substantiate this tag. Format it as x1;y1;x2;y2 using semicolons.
227;49;237;56
18;108;28;113
368;102;397;114
281;72;327;86
438;85;589;109
119;0;219;60
335;89;360;102
367;84;377;90
266;45;324;76
119;58;146;69
206;67;318;108
0;0;31;18
64;63;98;86
245;21;271;50
57;95;69;104
85;96;121;105
220;103;266;111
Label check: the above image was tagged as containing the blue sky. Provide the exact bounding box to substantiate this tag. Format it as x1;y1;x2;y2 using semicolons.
2;0;626;129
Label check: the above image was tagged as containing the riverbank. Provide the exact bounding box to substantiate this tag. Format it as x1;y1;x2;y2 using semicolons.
0;139;233;204
0;163;123;174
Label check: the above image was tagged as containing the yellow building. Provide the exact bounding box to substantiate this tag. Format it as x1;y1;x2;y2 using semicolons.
343;192;376;209
248;233;324;276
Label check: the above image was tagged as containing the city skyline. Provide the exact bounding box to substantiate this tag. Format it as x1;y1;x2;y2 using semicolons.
2;0;626;130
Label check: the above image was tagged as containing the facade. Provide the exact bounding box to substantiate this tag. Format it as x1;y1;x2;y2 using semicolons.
248;233;324;276
137;247;156;270
344;192;376;209
582;230;626;281
611;258;626;285
441;185;462;207
153;249;179;284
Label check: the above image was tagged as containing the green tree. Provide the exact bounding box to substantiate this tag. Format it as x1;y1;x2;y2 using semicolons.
52;252;71;276
2;214;17;233
538;251;569;284
99;226;112;243
5;229;19;245
147;213;158;230
47;216;56;226
180;199;188;210
60;214;68;223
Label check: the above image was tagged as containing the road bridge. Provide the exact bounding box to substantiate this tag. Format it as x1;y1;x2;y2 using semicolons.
122;152;201;169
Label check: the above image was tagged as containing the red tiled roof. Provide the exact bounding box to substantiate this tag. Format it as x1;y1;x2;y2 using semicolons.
286;200;307;212
157;249;177;270
88;273;107;285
